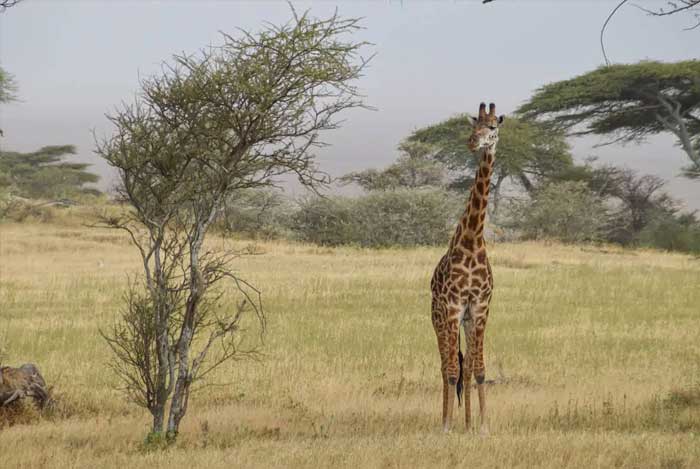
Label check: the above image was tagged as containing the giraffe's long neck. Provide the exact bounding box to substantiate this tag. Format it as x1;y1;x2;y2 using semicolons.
450;146;495;250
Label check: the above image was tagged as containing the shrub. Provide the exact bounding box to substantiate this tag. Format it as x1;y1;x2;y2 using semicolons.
636;211;700;254
505;181;608;243
290;195;357;246
291;188;462;247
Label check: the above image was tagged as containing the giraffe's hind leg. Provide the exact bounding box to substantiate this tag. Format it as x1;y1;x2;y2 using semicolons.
462;320;474;431
471;306;490;436
444;313;463;432
433;312;461;432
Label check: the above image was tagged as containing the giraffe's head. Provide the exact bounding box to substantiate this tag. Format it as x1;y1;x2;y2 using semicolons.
468;102;505;153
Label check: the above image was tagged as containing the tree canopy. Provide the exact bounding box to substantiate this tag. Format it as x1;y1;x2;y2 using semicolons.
517;60;700;178
0;145;100;199
0;67;17;104
405;115;573;203
340;141;446;191
0;66;18;137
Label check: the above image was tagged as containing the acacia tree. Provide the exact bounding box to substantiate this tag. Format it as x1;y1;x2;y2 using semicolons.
0;145;100;199
340;141;446;191
517;61;700;179
0;67;18;137
405;115;573;211
95;9;370;440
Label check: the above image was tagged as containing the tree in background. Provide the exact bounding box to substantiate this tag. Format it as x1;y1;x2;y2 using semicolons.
0;66;18;137
505;181;608;243
0;67;17;105
340;141;446;191
405;115;573;211
603;168;679;244
517;61;700;179
504;159;700;250
96;9;370;442
0;145;100;200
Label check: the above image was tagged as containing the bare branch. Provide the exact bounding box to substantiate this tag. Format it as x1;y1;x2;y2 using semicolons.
601;0;631;66
0;0;22;12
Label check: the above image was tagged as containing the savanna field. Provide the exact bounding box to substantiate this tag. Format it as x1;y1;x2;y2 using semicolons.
1;218;699;468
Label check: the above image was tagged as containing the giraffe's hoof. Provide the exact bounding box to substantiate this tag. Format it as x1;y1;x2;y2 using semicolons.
442;425;451;434
479;425;490;437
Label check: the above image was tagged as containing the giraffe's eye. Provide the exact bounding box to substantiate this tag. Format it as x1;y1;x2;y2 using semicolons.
488;126;496;130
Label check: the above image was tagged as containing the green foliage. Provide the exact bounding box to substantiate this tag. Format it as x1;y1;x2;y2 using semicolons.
407;115;573;196
637;211;700;254
505;181;608;243
503;162;700;253
517;60;700;178
0;66;18;137
291;195;356;246
292;189;461;247
0;67;17;104
0;145;100;200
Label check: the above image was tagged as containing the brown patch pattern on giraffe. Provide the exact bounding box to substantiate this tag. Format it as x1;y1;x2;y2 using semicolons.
431;101;503;434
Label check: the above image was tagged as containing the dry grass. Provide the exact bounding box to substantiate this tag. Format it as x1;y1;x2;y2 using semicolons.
1;222;699;468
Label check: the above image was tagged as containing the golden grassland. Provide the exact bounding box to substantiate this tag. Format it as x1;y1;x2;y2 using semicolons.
0;220;699;468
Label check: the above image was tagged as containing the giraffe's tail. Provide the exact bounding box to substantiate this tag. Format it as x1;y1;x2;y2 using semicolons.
456;343;464;407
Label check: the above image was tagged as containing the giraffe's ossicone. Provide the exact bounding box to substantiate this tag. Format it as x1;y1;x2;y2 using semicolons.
430;102;504;434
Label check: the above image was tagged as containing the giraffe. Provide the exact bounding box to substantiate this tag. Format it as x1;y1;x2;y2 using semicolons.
430;102;504;434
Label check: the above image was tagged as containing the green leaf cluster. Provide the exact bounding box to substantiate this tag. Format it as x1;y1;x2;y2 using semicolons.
517;60;700;177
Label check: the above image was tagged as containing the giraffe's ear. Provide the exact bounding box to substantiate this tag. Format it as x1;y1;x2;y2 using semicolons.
498;115;505;125
470;115;478;126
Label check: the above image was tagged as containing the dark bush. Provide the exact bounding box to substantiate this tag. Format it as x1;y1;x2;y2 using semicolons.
636;211;700;254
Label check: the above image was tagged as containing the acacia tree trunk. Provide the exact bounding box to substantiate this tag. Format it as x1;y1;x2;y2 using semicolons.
166;212;214;438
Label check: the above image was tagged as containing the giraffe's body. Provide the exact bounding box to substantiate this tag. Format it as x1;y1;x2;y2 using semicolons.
430;102;503;434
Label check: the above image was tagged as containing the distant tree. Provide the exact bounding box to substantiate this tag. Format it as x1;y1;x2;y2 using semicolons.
0;145;100;199
505;181;608;243
517;61;700;178
638;210;700;253
0;67;18;137
604;168;679;244
406;115;573;211
340;141;446;191
0;67;17;104
96;9;370;442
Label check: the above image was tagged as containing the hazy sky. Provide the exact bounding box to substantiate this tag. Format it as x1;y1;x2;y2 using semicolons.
1;0;698;208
